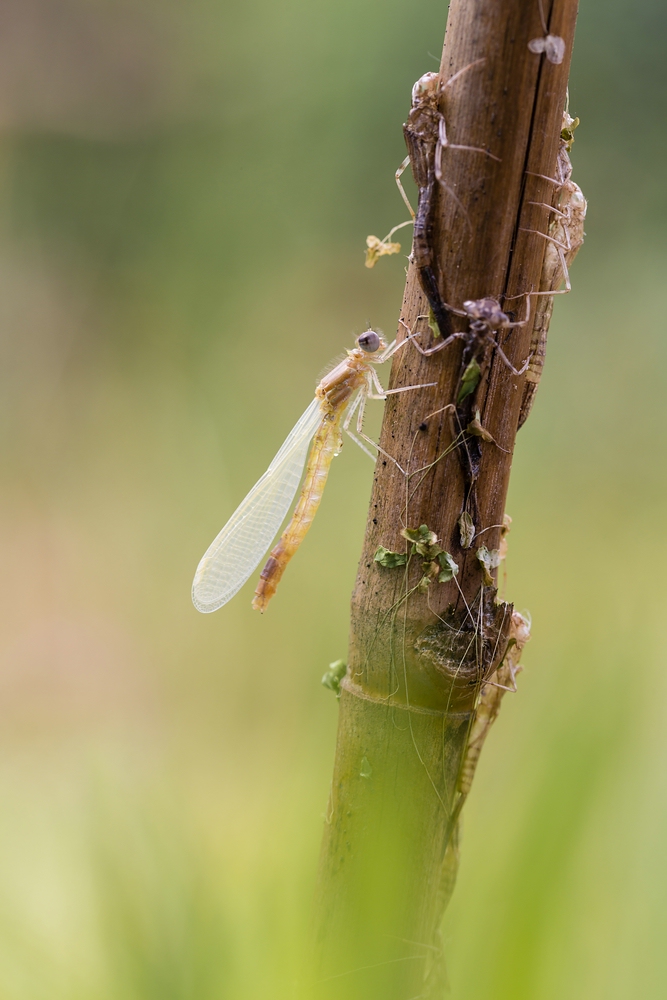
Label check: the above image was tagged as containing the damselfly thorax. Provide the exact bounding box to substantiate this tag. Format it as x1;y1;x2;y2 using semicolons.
316;345;376;409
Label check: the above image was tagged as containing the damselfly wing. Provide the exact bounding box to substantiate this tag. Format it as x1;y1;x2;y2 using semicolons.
192;398;323;613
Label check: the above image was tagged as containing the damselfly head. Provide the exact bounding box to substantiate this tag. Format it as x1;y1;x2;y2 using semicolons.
411;72;440;106
357;329;382;353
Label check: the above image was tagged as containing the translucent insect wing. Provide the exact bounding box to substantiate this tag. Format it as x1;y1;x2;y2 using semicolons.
192;398;323;612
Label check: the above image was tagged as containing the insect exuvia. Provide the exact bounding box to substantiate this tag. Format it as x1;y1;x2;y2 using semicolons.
404;294;533;377
518;110;587;427
192;331;435;614
396;62;500;338
456;609;531;799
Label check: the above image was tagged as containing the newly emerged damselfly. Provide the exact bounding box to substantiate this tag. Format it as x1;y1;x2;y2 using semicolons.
192;331;435;614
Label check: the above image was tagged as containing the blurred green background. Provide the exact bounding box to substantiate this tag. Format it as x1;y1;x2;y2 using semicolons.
0;0;665;996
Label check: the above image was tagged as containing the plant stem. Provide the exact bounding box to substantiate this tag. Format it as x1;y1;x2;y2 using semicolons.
312;0;578;995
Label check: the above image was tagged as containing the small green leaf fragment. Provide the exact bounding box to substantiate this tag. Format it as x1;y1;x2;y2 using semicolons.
360;756;373;779
402;524;439;557
476;545;501;586
374;546;408;568
322;659;347;698
417;575;431;593
459;511;475;548
428;308;440;340
402;524;437;547
436;550;459;583
457;359;481;403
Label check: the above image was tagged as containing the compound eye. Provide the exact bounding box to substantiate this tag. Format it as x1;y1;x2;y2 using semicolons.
357;330;381;353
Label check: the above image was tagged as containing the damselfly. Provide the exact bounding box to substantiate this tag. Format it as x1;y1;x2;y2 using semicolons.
192;331;434;614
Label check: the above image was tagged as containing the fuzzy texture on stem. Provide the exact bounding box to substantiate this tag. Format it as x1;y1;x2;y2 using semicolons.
312;0;579;995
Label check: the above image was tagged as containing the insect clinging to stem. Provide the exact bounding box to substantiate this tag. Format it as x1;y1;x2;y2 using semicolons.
517;109;587;427
191;330;436;615
403;294;533;378
395;61;501;336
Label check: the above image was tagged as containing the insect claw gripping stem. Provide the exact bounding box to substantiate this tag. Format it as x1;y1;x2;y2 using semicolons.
520;226;571;253
526;200;569;218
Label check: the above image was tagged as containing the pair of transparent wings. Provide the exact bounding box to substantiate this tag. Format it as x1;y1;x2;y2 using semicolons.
192;397;325;613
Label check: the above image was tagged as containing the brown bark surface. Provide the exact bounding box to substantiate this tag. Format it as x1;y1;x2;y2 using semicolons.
354;0;578;711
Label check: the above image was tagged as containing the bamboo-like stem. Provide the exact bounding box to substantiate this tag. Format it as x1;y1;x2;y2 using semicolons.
312;0;578;995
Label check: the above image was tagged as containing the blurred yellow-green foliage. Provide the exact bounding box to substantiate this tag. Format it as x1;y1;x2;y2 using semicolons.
0;0;666;996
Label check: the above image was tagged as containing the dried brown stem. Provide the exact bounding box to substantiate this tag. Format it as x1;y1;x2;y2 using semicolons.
312;0;578;995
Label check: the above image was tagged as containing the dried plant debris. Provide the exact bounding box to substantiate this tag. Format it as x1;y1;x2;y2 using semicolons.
364;219;413;268
458;511;475;549
365;234;402;268
476;544;501;586
528;0;566;64
528;33;566;64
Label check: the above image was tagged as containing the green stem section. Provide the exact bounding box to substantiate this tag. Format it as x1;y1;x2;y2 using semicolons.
313;683;470;999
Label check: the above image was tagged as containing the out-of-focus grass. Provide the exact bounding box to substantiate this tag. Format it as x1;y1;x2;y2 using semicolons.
0;0;665;997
